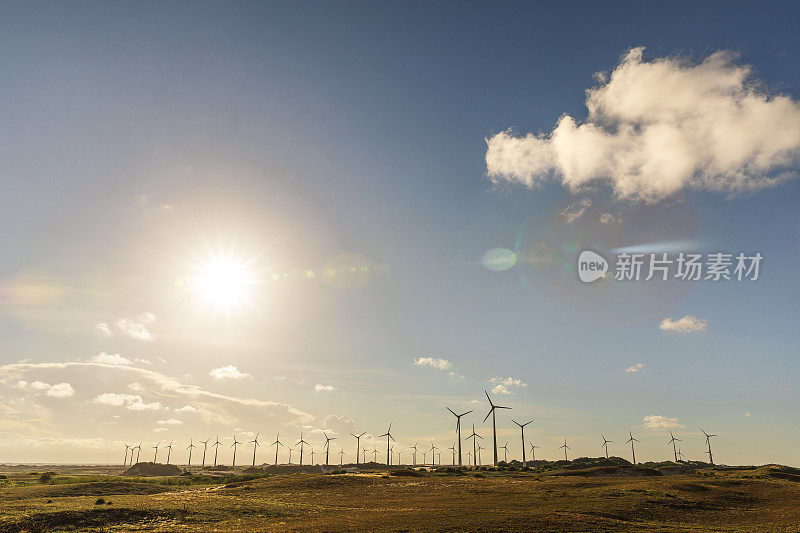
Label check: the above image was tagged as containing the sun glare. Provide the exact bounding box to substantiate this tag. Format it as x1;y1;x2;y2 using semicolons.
190;253;257;311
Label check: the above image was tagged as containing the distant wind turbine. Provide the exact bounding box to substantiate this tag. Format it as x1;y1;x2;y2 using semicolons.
212;435;222;466
446;407;473;467
560;438;571;461
134;442;141;464
271;433;283;465
231;435;242;467
152;441;160;463
250;433;260;466
601;435;613;459
466;423;483;468
310;448;316;465
379;424;395;465
512;419;532;466
677;447;683;462
701;429;716;465
362;446;367;463
324;433;337;466
529;442;540;461
499;442;509;463
483;391;511;466
296;432;308;465
627;431;640;464
123;444;130;466
165;441;173;465
288;445;295;464
429;441;437;466
186;439;196;466
200;438;211;467
467;449;473;465
350;432;366;464
448;443;456;465
477;444;485;465
371;446;378;462
410;443;418;466
668;431;681;462
339;448;345;465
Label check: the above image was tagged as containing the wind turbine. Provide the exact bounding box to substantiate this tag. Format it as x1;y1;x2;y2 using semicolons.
152;441;160;463
250;433;260;466
627;431;639;464
123;444;130;466
465;423;483;468
677;447;683;462
396;449;402;465
362;446;367;463
483;391;511;466
134;442;141;464
186;439;195;466
410;443;418;466
231;435;242;467
512;419;533;466
212;435;222;466
379;424;395;465
429;442;438;466
467;449;473;465
288;445;295;464
560;438;571;461
324;433;337;465
422;450;427;465
446;407;473;467
371;446;378;462
477;444;485;465
310;448;316;465
339;448;345;465
350;432;366;464
165;441;174;465
296;432;308;465
668;431;681;462
271;433;283;465
448;443;456;465
701;429;716;465
500;442;509;463
529;442;540;461
200;438;211;467
389;445;394;466
601;435;613;459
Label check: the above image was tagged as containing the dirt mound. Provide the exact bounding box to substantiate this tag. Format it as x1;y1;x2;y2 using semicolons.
389;468;426;477
122;462;181;477
549;465;662;477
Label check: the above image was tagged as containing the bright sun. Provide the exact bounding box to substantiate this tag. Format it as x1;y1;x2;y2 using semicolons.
190;253;257;311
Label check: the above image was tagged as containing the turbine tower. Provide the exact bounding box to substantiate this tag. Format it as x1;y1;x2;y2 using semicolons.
465;423;483;468
339;448;345;465
310;448;316;465
512;419;532;466
288;445;294;465
601;435;613;459
446;407;473;467
668;431;681;462
350;432;366;464
324;433;337;465
379;424;395;465
467;449;472;465
448;443;456;465
186;439;195;466
231;434;242;467
212;435;222;466
500;442;509;463
701;429;716;465
529;442;540;461
676;447;683;462
483;391;511;466
296;432;308;465
560;438;571;461
200;438;211;467
134;442;142;464
123;444;130;466
250;433;260;466
477;444;485;465
627;431;639;464
152;441;160;463
410;443;418;466
165;441;173;465
429;441;437;466
271;433;283;465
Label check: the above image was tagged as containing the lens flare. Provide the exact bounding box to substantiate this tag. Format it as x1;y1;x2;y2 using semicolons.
190;252;257;312
481;248;517;271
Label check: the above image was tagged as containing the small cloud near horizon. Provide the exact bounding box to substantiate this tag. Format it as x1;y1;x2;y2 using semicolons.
625;363;644;374
659;315;708;334
209;365;252;380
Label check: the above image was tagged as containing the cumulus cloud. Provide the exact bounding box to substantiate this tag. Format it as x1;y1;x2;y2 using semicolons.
174;405;197;413
486;47;800;202
659;315;707;334
14;380;75;398
314;383;336;392
208;365;252;380
93;393;163;411
114;312;155;341
413;357;453;371
90;353;133;366
94;322;113;337
625;363;644;374
559;198;592;223
489;376;527;395
642;415;683;430
156;418;183;425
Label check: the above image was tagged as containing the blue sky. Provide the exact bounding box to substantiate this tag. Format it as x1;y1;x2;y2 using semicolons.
0;1;799;465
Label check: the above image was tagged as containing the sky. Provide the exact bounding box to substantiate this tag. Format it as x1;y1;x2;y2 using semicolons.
1;1;799;466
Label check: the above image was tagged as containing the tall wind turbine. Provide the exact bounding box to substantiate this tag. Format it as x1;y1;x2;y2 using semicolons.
560;438;571;461
271;433;283;465
446;407;473;467
324;433;337;466
529;442;540;461
123;444;130;466
512;420;532;466
626;431;639;464
379;424;395;465
500;442;509;463
668;431;681;462
701;429;716;465
212;435;222;466
186;439;196;466
250;433;260;466
350;432;366;464
152;441;160;463
200;438;211;467
231;435;242;467
448;443;456;465
296;432;308;465
466;423;483;468
601;435;613;458
165;441;173;465
483;391;511;466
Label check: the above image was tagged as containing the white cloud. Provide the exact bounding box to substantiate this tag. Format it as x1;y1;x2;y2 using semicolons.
489;376;527;395
625;363;644;374
14;380;74;398
156;418;183;425
128;382;143;391
154;427;168;432
273;375;286;382
559;198;592;223
642;415;683;430
599;212;618;224
486;47;800;202
115;312;155;341
314;383;336;392
208;365;252;380
94;322;113;337
93;393;162;411
659;315;708;334
174;405;197;413
413;357;453;371
90;353;133;366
